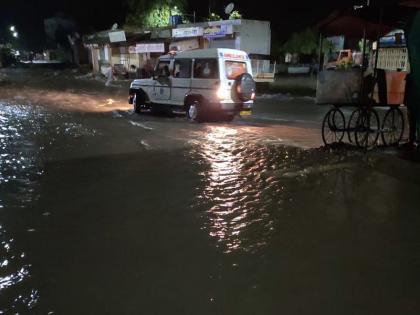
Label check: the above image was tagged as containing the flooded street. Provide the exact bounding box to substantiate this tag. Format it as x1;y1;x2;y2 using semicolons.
1;69;420;314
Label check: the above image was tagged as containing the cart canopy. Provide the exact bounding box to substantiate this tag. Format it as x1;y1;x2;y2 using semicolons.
317;1;420;39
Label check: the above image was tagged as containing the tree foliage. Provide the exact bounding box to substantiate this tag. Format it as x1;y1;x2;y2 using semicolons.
358;39;371;54
126;0;187;28
207;12;222;21
281;28;319;55
229;10;242;20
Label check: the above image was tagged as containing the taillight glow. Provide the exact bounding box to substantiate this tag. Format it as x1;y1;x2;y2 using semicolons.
217;87;230;100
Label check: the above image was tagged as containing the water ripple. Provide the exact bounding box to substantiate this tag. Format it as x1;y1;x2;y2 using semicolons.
0;102;47;312
0;225;36;313
191;126;364;254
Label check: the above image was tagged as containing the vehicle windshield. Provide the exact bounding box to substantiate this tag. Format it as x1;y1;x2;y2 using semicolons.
225;61;247;80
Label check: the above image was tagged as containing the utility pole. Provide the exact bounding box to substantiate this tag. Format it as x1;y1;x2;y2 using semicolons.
208;0;216;16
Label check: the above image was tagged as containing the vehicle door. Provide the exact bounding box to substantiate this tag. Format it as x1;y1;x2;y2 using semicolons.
171;58;192;105
153;60;171;101
223;58;251;101
191;58;219;104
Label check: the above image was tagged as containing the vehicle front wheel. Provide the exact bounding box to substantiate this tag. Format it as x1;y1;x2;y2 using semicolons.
186;100;205;123
133;93;145;114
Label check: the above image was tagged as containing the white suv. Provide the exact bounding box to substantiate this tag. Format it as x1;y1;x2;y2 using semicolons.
128;48;256;122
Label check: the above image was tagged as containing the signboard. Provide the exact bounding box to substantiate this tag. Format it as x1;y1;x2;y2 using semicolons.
380;33;406;47
108;31;126;43
172;27;203;38
135;43;165;53
169;38;199;52
203;24;233;38
219;51;247;60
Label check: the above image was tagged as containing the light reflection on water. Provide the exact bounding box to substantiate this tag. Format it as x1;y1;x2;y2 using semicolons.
191;126;374;255
1;95;420;312
0;225;38;312
0;102;45;312
193;126;279;253
0;100;103;312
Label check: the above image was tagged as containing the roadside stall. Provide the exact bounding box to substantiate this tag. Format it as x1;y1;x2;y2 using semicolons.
316;1;420;149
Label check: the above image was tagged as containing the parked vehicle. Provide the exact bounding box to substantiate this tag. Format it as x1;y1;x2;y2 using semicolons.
325;49;353;69
128;48;256;122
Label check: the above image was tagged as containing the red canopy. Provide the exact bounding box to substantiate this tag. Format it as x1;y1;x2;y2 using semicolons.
318;13;392;39
399;0;420;9
318;1;419;39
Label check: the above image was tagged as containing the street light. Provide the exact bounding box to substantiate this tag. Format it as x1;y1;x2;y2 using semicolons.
10;26;15;32
13;32;18;38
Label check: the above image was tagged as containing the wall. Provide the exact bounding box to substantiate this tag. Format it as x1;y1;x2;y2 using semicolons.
129;54;141;68
98;45;111;64
174;19;271;56
89;47;100;73
208;37;236;50
235;20;271;56
111;46;121;67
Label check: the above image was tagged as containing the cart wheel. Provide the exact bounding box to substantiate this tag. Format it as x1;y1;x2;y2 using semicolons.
355;108;380;149
381;107;404;146
322;108;346;146
347;108;361;144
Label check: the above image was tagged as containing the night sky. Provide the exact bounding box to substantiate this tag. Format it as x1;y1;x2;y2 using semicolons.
0;0;359;50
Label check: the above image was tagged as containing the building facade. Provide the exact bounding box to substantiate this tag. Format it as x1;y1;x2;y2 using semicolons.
84;19;274;81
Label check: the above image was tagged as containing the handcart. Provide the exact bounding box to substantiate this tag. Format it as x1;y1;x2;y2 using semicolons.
317;4;409;149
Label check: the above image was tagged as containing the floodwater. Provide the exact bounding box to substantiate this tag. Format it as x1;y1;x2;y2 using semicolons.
1;75;420;314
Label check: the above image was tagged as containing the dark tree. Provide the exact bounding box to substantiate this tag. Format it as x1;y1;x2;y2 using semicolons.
126;0;188;28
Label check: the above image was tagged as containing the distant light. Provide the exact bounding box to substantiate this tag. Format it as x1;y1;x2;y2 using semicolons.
10;26;15;32
174;6;178;10
211;13;215;16
13;32;18;38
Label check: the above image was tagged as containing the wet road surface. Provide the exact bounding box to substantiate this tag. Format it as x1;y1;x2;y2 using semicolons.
1;72;420;314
